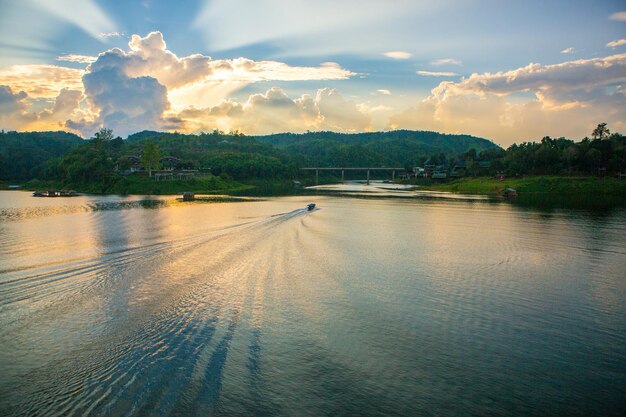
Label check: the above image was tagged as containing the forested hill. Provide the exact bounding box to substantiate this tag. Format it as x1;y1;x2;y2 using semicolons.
0;131;83;180
251;130;497;167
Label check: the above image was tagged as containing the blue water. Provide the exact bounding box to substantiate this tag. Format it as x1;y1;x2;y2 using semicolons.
0;190;624;416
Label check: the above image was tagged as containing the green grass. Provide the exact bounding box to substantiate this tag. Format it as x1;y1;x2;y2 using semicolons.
21;175;251;195
423;176;626;196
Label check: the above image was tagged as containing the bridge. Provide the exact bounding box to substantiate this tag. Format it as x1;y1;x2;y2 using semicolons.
301;167;405;184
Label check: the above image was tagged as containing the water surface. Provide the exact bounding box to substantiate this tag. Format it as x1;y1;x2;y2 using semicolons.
0;189;624;416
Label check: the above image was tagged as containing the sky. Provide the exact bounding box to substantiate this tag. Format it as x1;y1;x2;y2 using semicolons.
0;0;625;146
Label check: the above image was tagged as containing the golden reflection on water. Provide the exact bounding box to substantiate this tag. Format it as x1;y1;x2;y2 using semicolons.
0;191;624;416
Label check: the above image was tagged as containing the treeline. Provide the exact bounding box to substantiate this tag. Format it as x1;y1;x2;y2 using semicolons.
458;125;625;176
1;125;624;187
0;131;82;180
252;130;497;168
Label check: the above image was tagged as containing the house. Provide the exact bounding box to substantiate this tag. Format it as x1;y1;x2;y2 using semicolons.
159;156;180;171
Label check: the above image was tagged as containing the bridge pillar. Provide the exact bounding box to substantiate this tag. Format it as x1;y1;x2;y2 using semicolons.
341;170;345;182
392;170;396;181
316;169;319;185
367;169;370;185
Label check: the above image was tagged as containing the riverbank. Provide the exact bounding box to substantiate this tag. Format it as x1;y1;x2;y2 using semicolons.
15;176;252;195
419;176;626;196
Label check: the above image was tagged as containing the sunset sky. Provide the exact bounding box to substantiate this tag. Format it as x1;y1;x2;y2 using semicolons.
0;0;625;146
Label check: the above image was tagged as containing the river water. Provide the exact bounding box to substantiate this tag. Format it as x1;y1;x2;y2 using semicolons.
0;187;624;416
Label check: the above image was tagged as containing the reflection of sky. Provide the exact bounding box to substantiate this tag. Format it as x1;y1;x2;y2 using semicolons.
1;191;625;415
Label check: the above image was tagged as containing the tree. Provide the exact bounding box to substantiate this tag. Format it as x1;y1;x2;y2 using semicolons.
592;123;610;140
94;127;114;143
142;142;160;177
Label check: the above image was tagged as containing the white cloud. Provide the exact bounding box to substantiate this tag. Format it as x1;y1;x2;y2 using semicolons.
0;65;84;98
0;86;33;128
417;70;460;77
383;51;412;60
609;11;626;21
607;39;626;48
85;31;354;111
0;31;359;136
390;54;626;145
561;47;575;54
431;58;462;66
98;32;125;40
176;87;371;134
57;54;98;64
376;89;391;95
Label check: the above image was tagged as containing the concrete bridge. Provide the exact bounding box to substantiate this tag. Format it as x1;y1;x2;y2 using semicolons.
301;167;405;184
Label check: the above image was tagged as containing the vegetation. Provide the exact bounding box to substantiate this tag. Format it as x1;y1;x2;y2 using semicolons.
460;129;625;177
0;130;82;180
424;176;626;196
1;124;624;197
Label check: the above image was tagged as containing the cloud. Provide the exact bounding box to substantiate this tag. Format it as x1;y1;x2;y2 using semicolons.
0;85;85;131
376;89;391;95
417;71;460;77
86;31;354;110
0;31;358;136
431;58;462;66
67;67;172;137
0;86;32;128
176;87;370;134
390;54;626;145
0;65;84;99
607;39;626;48
98;32;125;40
194;0;423;56
24;0;117;40
561;47;575;54
383;51;412;60
609;11;626;21
57;54;98;64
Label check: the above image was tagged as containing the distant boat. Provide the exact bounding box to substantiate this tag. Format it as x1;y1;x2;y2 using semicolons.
307;203;316;211
503;187;517;198
33;190;78;197
182;192;195;201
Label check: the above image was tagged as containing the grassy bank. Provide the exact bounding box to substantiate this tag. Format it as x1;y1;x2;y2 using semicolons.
20;175;252;195
422;176;626;196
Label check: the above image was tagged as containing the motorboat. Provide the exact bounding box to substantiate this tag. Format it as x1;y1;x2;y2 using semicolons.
307;203;316;211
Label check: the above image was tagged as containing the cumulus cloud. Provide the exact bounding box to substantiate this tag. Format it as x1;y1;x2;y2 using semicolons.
376;89;392;95
383;51;412;59
0;85;85;131
0;65;84;98
607;39;626;48
561;47;575;54
64;31;355;136
176;87;370;134
84;31;354;111
609;11;626;21
68;66;172;136
431;58;462;66
0;86;33;128
417;70;460;77
390;54;626;145
0;31;360;136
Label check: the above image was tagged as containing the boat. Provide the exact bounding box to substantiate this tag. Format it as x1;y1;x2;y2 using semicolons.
307;203;316;211
503;187;517;198
32;190;79;197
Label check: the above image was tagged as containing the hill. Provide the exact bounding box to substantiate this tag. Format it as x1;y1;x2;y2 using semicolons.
251;130;498;167
0;131;84;180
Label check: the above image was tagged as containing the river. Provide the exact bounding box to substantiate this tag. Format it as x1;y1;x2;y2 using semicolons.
0;187;624;416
